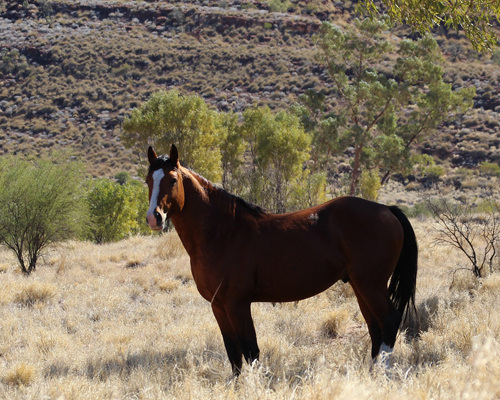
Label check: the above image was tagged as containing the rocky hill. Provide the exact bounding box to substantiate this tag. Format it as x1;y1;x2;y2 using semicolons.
1;0;499;178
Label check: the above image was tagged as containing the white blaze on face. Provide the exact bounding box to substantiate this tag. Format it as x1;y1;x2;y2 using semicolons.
146;169;165;229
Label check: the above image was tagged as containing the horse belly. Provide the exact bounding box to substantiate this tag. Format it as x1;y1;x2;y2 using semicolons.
254;245;345;302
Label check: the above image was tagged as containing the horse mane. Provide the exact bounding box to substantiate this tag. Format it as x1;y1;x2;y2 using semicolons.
186;168;267;218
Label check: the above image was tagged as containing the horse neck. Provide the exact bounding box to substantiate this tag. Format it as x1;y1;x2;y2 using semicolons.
170;168;228;256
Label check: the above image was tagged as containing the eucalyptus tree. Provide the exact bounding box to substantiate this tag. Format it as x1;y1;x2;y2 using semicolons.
315;18;475;196
122;90;223;182
239;106;314;213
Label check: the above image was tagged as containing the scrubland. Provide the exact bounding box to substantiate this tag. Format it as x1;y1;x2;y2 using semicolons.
1;219;500;399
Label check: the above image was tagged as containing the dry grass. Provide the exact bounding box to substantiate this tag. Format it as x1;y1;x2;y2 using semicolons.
1;223;500;399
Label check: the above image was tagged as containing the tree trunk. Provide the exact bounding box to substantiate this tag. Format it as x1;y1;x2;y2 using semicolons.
350;144;363;196
28;254;37;274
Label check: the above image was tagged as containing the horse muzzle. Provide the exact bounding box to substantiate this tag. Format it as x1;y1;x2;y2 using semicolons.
146;207;166;231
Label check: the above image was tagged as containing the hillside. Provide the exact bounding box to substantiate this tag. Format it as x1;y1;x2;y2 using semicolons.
1;0;500;179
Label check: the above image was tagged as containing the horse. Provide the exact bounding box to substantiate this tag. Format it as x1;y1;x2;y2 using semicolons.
145;144;418;376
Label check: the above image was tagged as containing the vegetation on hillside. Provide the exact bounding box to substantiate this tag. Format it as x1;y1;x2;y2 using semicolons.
0;0;499;184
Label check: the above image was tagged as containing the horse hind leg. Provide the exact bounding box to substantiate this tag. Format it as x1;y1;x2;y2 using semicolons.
350;281;402;366
351;285;383;359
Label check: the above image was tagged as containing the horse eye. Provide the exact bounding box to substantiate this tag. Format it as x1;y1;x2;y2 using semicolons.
171;178;177;185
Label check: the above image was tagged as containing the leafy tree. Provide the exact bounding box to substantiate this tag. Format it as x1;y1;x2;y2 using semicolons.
291;90;345;175
239;106;316;213
316;18;475;197
122;92;324;211
86;178;148;244
219;111;246;195
122;90;222;181
0;157;87;275
359;0;500;52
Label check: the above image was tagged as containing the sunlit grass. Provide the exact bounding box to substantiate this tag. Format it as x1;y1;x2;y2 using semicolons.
0;223;500;398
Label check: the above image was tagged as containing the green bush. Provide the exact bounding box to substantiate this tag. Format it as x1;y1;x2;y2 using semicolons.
403;202;433;218
0;156;88;274
268;0;291;12
479;162;500;177
359;169;381;201
423;165;446;181
86;178;148;244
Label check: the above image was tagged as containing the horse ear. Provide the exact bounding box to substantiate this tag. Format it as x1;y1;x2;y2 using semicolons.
148;146;158;164
170;144;179;166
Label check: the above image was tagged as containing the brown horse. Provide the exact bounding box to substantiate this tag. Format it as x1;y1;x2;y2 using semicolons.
146;144;418;375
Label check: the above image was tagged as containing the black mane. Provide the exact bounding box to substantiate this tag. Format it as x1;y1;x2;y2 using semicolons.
187;168;267;217
222;188;267;217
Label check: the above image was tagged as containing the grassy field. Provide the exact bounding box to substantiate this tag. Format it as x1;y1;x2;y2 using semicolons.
1;219;500;399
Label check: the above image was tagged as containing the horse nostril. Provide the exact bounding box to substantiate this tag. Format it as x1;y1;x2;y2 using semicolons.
154;210;162;228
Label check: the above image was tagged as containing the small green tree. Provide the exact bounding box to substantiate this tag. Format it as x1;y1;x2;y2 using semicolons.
122;90;223;181
86;178;148;243
0;157;87;275
239;106;317;213
358;168;381;201
316;19;475;196
219;111;246;195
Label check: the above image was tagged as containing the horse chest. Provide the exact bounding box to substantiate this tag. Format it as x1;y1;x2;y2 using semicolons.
190;259;225;302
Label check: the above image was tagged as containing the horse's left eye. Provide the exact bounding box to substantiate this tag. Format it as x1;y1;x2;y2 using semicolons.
171;178;177;185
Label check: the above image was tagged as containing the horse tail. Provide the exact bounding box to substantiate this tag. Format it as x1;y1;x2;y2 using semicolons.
387;206;418;321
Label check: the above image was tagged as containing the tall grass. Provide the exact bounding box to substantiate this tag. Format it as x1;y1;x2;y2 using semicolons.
0;223;500;399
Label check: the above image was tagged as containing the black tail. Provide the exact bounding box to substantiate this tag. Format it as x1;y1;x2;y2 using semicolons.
388;206;418;321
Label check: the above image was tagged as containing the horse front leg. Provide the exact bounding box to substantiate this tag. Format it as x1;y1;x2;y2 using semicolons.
224;301;260;366
212;302;243;375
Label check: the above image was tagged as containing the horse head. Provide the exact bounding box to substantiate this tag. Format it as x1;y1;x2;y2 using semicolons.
145;144;185;230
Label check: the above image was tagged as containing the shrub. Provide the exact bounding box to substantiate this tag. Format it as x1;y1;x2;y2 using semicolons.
479;162;500;177
428;197;500;278
359;168;381;201
0;157;88;274
423;165;446;181
268;0;291;12
86;178;148;243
